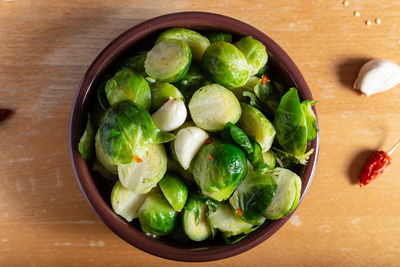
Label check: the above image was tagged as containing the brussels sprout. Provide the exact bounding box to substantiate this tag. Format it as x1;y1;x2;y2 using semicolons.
238;103;276;153
230;76;260;102
115;51;147;74
242;91;272;119
191;139;247;201
264;167;302;220
150;82;184;112
159;172;188;212
301;100;318;141
173;65;209;101
78;114;95;161
189;84;241;131
208;203;256;237
111;180;152;222
221;122;253;154
274;88;307;158
105;69;151;110
234;36;268;76
138;191;178;236
205;32;233;44
99;101;174;164
145;39;192;83
156;28;210;61
174;126;209;170
92;159;117;181
202;42;250;88
95;130;117;175
151;97;187;132
254;76;284;112
229;170;277;224
182;193;213;241
118;143;167;193
263;150;276;169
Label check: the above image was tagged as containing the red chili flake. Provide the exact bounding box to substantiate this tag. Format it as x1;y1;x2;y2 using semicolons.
208;155;214;160
162;98;170;104
360;141;400;187
134;155;143;163
261;74;269;85
235;209;243;216
0;109;12;122
204;138;213;144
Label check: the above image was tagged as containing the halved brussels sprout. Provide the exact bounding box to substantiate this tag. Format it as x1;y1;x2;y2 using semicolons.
111;180;152;222
208;203;255;237
159;172;188;212
234;36;268;76
174;126;209;170
205;32;233;44
173;65;209;101
115;51;147;74
238;103;276;153
301;100;318;141
264;167;302;220
118;143;167;193
99;101;174;164
92;159;117;181
189;84;241;131
151;97;187;132
191;139;247;201
138;191;178;236
78;114;95;161
229;170;277;224
263;150;276;169
156;28;210;61
230;76;260;102
145;39;192;83
95;130;117;175
202;42;250;88
183;193;213;241
150;82;184;112
105;69;151;110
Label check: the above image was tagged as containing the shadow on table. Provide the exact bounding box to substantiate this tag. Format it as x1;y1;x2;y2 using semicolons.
346;148;376;185
335;57;372;93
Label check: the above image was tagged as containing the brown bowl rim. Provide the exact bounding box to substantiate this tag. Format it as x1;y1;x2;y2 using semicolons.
69;11;319;262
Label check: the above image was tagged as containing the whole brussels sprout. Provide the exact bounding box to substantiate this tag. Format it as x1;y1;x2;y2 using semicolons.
118;143;167;193
238;103;276;153
99;101;174;164
201;42;250;88
156;28;210;61
191;139;247;201
173;65;209;101
189;84;241;132
145;39;191;83
105;68;151;110
138;191;178;236
159;172;188;212
150;82;184;112
229;170;277;224
234;36;268;76
115;51;147;74
205;32;233;44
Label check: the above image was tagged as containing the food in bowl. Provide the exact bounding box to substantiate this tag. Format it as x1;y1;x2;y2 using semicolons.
77;27;318;244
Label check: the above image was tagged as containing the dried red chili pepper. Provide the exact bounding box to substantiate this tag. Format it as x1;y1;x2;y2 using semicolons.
0;109;12;122
204;138;213;145
359;141;400;187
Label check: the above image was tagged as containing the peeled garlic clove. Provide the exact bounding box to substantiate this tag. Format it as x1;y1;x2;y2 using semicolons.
174;126;209;170
151;97;187;132
354;59;400;96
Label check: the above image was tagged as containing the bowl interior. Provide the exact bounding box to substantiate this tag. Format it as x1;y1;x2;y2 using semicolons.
69;12;319;262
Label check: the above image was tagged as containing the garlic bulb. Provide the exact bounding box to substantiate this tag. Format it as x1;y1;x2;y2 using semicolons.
151;97;187;132
174;126;209;170
354;59;400;96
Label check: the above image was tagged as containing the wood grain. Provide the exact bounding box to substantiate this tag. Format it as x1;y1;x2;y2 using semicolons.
1;0;399;266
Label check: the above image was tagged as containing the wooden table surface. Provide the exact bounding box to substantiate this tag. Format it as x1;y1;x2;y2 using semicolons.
1;0;400;266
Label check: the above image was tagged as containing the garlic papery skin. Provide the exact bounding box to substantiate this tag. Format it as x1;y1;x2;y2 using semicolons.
174;126;209;170
151;97;187;132
354;59;400;96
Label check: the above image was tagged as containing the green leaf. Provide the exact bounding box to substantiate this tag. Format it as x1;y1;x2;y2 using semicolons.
78;114;95;161
221;122;253;154
301;100;318;141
